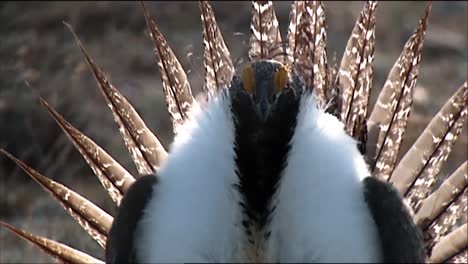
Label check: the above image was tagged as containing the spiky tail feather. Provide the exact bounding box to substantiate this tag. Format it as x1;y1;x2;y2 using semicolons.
1;1;466;263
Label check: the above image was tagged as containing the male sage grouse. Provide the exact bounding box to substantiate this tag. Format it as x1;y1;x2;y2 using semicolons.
1;1;467;263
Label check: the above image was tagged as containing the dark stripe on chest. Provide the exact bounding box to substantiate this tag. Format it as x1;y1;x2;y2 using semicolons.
230;87;300;234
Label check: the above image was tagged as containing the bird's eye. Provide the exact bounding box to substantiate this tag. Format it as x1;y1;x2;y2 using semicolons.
274;64;288;92
241;65;255;93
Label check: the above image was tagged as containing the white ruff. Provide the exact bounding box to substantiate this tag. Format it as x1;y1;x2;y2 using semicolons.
265;94;383;263
135;94;245;262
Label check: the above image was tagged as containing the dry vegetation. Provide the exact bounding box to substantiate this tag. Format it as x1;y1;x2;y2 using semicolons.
0;1;466;263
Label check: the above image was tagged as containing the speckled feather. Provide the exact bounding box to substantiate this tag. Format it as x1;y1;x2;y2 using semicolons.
142;3;195;136
447;248;468;264
338;1;376;139
425;189;467;259
286;1;305;66
288;1;329;108
392;82;468;205
0;150;113;249
414;162;467;231
67;23;167;176
200;1;235;97
249;1;284;62
0;221;104;264
428;223;467;263
39;99;135;205
367;3;431;180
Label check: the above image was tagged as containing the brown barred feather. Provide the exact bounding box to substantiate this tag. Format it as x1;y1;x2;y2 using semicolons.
40;98;135;205
0;150;113;249
289;1;329;107
446;249;468;264
428;223;467;263
65;23;167;176
0;221;104;264
367;3;431;180
286;1;306;66
199;1;235;97
338;1;377;139
391;82;468;204
415;162;467;230
249;1;283;62
425;188;467;257
141;2;195;136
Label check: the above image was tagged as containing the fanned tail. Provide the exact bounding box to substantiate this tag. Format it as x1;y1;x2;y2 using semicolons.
1;2;466;263
341;2;467;262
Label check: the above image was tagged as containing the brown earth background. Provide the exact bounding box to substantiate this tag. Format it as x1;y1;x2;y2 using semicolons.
0;1;467;263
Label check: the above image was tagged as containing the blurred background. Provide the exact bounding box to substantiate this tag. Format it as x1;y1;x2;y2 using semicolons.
0;1;466;262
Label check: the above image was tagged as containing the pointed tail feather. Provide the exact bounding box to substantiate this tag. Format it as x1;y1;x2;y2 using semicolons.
199;1;235;97
0;149;113;248
414;161;467;230
424;186;467;257
64;22;167;176
141;2;196;136
288;1;329;106
338;1;377;139
286;1;306;66
249;1;284;62
0;221;104;264
391;82;468;204
416;160;467;258
39;98;136;205
428;223;467;263
366;3;431;180
447;249;468;264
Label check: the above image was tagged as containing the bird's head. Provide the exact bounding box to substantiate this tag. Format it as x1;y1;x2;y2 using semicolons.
240;60;290;122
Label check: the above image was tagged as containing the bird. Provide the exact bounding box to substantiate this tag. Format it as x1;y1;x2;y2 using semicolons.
1;1;466;263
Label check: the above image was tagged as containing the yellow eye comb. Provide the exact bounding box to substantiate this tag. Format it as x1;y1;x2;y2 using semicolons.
241;65;255;93
274;64;288;92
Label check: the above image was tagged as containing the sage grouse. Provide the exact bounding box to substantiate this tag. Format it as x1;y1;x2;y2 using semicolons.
1;1;467;263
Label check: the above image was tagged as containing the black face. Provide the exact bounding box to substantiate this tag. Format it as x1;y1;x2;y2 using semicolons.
239;60;290;122
229;60;302;237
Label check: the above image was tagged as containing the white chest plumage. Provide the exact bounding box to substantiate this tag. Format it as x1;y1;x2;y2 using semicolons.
265;95;383;263
135;94;246;262
134;92;383;263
